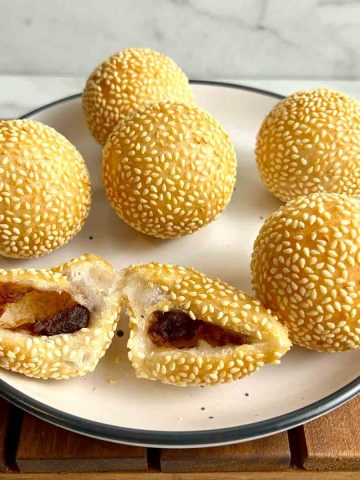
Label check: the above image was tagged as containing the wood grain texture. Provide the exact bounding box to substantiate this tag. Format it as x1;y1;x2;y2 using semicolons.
2;470;360;479
161;433;290;472
0;399;11;472
16;414;147;473
299;395;360;471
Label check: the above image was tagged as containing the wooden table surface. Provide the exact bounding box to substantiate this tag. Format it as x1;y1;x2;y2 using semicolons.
0;395;359;479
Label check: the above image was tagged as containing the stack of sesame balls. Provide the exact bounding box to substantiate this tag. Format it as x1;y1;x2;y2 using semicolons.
83;47;237;239
0;48;237;260
1;46;360;358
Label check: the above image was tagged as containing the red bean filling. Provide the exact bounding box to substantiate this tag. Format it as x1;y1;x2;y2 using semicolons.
148;310;248;349
13;303;90;336
32;304;90;336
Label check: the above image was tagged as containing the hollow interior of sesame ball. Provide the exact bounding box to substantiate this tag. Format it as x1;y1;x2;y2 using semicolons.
0;283;90;336
123;272;250;351
148;310;248;349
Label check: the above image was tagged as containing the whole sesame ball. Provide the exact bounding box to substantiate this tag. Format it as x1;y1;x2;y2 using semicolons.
103;102;237;238
256;88;360;202
251;192;360;352
0;120;91;258
82;47;194;145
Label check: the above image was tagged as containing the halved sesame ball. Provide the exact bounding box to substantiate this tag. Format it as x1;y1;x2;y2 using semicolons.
121;263;291;387
0;120;91;258
103;102;237;238
256;88;360;202
0;254;121;379
251;192;360;352
82;47;194;145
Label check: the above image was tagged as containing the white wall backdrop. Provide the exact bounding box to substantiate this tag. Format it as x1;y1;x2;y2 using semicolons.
0;0;359;79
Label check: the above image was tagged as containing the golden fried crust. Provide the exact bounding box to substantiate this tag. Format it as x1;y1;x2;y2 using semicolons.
123;263;291;386
0;120;91;258
251;192;360;351
103;102;237;239
82;47;194;145
0;254;121;379
51;253;114;275
256;88;360;202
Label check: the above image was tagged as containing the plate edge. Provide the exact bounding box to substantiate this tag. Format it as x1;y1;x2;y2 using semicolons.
1;80;358;447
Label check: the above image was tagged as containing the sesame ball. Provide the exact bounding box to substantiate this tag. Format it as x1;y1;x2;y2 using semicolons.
251;192;360;352
0;254;121;379
256;88;360;202
102;102;237;239
82;47;194;145
0;120;91;258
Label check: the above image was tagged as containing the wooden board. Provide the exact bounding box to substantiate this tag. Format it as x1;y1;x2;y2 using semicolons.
160;433;291;472
2;470;360;479
16;413;148;473
299;395;360;471
0;399;10;472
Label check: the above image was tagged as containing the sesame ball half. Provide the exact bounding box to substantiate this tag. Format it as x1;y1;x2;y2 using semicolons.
122;262;291;386
0;120;91;258
103;102;237;239
256;88;360;202
82;47;194;145
251;192;360;351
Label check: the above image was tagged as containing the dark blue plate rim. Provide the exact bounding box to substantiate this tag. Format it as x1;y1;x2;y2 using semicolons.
18;79;284;120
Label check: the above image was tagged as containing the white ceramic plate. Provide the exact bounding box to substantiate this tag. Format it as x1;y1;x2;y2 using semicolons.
0;81;359;448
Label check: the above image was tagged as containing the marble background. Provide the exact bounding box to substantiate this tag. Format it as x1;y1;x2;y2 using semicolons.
0;0;359;79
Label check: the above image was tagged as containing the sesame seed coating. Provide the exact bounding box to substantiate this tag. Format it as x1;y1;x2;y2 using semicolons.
0;254;122;379
103;102;237;238
0;120;91;258
82;48;194;145
122;263;291;386
256;88;360;202
251;192;360;351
